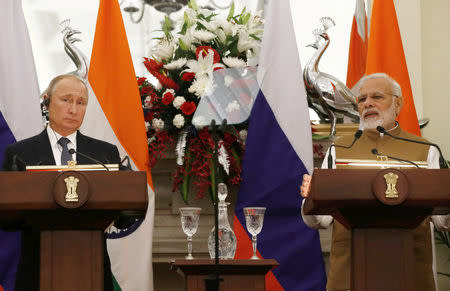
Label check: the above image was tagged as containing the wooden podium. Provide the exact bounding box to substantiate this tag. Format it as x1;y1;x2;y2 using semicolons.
0;171;148;291
304;168;450;291
171;259;278;291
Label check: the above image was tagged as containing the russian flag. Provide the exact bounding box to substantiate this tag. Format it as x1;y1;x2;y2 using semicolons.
233;1;326;290
0;1;44;290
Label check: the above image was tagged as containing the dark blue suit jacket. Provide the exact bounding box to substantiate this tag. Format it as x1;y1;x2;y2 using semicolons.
2;129;120;291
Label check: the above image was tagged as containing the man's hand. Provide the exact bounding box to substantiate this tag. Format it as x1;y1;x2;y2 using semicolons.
300;174;312;198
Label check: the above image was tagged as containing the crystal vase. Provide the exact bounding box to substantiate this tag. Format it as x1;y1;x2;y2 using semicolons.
207;183;237;259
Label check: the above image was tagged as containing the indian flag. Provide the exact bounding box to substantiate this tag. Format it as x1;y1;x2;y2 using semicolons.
365;0;420;136
80;0;154;290
346;0;367;88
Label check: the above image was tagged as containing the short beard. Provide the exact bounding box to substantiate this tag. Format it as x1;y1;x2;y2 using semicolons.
361;101;397;130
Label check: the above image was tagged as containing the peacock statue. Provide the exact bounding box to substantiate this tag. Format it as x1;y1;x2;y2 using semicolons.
303;17;359;137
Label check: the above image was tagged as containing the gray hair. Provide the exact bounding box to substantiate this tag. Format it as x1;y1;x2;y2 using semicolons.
352;73;402;97
45;74;88;98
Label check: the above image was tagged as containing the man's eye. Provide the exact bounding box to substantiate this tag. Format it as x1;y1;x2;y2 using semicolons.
357;97;366;104
373;95;383;99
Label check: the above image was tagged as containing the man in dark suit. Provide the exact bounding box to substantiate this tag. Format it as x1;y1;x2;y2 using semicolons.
2;74;118;291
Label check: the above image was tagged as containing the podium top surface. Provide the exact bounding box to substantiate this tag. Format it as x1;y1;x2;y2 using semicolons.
0;171;148;211
304;168;450;215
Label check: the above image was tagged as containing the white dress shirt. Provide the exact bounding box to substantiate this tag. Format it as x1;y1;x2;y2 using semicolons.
46;126;77;166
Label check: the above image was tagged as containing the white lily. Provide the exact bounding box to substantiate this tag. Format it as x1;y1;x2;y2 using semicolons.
237;29;260;53
246;11;264;37
197;19;218;32
184;49;224;78
177;27;194;50
197;8;214;18
216;18;234;36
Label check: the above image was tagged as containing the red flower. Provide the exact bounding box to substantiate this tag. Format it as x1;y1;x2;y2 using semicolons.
143;58;163;72
156;73;179;91
180;101;196;115
144;111;154;122
137;77;146;86
162;91;175;105
140;85;153;96
143;58;179;91
223;132;237;144
196;46;220;64
182;72;195;82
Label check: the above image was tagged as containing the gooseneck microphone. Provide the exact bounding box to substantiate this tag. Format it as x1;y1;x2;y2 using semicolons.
327;130;363;169
68;148;109;171
371;148;419;168
376;126;448;168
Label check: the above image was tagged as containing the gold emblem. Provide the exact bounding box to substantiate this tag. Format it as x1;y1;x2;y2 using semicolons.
67;160;77;169
384;172;399;198
64;176;79;202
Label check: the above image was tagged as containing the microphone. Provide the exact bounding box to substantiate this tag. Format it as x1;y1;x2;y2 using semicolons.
371;148;419;168
327;130;363;169
68;148;109;171
11;155;27;171
376;126;448;168
120;155;132;171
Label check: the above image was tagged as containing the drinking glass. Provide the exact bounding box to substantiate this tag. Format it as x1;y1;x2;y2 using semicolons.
179;207;201;260
243;207;266;259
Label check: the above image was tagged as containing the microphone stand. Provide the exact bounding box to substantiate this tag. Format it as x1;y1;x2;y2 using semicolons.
376;126;449;169
204;119;225;291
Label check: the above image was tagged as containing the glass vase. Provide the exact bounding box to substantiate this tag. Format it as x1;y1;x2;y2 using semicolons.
207;183;237;259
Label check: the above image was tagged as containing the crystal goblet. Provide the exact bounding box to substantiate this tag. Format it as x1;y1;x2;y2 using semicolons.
243;207;266;259
179;207;202;260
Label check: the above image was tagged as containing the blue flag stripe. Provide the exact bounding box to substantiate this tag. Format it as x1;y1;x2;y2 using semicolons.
236;92;326;290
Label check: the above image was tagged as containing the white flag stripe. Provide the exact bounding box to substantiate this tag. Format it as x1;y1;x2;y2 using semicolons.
355;0;367;41
258;0;313;173
0;0;43;140
81;84;154;291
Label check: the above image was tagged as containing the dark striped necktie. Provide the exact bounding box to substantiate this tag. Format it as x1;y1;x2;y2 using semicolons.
57;137;72;165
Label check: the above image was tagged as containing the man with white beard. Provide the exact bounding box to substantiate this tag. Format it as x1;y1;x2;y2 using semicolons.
300;73;449;291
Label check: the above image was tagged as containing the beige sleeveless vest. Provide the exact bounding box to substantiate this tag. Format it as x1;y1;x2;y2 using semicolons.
326;126;435;291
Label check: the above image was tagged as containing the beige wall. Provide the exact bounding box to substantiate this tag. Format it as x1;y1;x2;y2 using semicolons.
420;0;450;159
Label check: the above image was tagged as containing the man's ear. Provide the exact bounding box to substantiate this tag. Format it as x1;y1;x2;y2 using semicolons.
395;95;404;116
43;94;50;108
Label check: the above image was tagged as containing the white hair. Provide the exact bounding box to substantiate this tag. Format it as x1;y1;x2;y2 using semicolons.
352;73;402;97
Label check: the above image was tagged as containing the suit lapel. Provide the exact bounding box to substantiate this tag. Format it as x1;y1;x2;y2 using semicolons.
33;129;56;165
76;131;91;165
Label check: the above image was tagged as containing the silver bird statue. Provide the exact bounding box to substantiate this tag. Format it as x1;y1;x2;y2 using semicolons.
303;17;359;137
61;20;89;82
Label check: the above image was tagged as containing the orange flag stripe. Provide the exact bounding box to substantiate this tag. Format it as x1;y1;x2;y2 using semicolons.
89;0;153;187
346;16;367;88
365;0;421;136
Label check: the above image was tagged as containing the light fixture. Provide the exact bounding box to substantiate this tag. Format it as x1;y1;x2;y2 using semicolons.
121;0;232;24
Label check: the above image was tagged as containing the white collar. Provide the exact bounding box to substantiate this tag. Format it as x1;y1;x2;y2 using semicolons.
47;126;77;147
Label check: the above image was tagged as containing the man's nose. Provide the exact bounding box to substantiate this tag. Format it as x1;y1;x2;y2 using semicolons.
364;96;375;108
68;101;77;113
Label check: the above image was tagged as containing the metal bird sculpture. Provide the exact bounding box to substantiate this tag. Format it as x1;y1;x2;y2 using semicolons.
61;20;88;82
303;17;359;137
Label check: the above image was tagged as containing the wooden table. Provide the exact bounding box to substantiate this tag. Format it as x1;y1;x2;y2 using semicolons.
171;259;279;291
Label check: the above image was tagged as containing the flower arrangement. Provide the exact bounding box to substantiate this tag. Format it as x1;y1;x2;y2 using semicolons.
138;0;263;204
